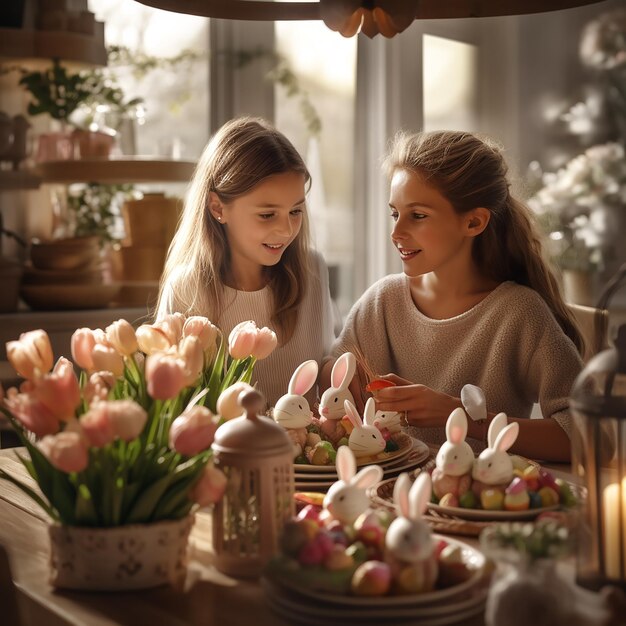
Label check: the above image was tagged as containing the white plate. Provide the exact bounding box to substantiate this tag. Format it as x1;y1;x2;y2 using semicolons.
294;433;413;473
428;501;560;521
267;534;485;608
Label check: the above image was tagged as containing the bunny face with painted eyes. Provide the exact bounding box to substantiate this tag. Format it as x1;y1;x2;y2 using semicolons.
344;398;386;458
319;352;356;421
273;360;318;457
373;408;402;434
472;413;519;485
323;446;384;525
435;407;475;477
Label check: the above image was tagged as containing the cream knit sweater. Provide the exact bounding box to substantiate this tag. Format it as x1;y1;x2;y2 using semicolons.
331;276;583;451
158;251;336;408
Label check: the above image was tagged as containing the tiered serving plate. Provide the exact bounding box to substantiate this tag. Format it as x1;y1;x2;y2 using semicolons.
263;535;488;625
294;434;431;492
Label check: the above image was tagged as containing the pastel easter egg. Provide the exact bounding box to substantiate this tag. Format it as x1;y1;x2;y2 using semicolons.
504;491;530;511
437;544;473;587
354;511;386;548
309;443;330;465
538;486;560;507
346;541;368;565
555;478;577;507
298;539;325;565
324;545;354;571
481;488;505;510
351;561;392;596
459;490;478;509
528;491;543;509
297;504;322;524
314;531;335;558
439;492;459;508
538;468;559;492
394;560;438;594
523;465;541;491
432;468;461;499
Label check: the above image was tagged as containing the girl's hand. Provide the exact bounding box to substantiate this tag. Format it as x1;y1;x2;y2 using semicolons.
372;374;461;428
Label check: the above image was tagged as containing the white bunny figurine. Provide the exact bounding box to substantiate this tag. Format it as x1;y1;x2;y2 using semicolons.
318;352;357;443
373;408;402;435
472;414;519;485
323;445;383;525
431;407;474;499
385;472;438;593
273;360;319;458
344;398;386;458
460;383;487;423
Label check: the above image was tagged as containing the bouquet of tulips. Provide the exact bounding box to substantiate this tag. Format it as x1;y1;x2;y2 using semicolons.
0;315;277;527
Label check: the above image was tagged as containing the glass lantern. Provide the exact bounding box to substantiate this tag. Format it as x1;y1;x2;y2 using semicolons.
211;388;294;578
570;266;626;591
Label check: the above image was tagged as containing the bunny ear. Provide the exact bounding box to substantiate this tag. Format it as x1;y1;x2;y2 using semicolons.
331;352;356;390
493;421;519;453
288;360;319;396
408;472;432;519
461;384;487;422
393;473;411;517
344;400;363;428
487;412;508;448
352;464;384;489
335;445;356;481
363;397;376;426
445;407;468;444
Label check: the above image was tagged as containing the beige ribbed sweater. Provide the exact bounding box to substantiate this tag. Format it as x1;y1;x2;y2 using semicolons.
331;276;583;450
158;251;336;408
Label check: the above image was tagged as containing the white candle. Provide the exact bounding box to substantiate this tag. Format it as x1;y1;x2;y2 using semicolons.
602;478;626;580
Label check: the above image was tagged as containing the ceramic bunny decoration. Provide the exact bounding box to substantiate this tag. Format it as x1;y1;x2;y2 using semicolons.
273;359;319;458
472;414;519;485
431;408;474;499
373;408;402;435
385;472;438;593
323;445;383;525
318;352;356;443
344;398;386;458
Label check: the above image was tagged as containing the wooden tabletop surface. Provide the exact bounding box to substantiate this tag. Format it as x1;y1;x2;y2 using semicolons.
0;446;573;626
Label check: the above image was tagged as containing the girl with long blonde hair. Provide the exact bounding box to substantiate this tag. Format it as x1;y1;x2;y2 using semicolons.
326;130;583;462
157;117;336;407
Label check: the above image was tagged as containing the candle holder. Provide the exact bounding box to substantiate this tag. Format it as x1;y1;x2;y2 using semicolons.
211;388;295;578
570;263;626;591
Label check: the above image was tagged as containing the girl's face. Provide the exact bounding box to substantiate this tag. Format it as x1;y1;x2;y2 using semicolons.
215;171;306;283
389;169;475;279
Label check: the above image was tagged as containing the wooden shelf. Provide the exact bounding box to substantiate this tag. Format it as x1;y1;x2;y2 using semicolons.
0;28;106;67
0;170;40;190
34;157;196;184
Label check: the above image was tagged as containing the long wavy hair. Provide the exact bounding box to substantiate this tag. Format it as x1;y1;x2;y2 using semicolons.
156;117;312;344
383;130;584;354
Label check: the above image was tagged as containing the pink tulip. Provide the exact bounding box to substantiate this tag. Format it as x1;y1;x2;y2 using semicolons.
34;357;80;422
71;328;96;370
6;329;54;379
4;387;59;437
91;344;124;377
83;371;117;404
169;406;219;456
154;313;185;345
183;316;219;352
145;353;187;400
106;400;148;441
251;326;278;360
80;403;116;447
38;431;88;473
136;324;171;354
190;462;227;506
228;321;258;359
178;335;204;386
105;319;138;356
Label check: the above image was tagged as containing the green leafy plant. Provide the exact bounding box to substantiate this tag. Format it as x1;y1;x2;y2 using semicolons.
0;315;276;527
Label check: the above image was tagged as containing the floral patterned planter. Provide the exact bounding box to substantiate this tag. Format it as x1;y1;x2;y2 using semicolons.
48;515;194;591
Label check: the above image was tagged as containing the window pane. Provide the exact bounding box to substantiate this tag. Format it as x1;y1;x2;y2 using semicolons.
274;22;357;317
423;34;478;132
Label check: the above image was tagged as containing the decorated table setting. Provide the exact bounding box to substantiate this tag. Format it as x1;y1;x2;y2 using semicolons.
1;319;626;626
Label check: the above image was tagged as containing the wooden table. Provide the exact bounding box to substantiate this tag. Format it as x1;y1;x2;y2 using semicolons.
0;447;574;626
0;450;288;626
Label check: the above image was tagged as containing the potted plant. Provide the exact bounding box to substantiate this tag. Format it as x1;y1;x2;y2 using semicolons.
0;314;277;590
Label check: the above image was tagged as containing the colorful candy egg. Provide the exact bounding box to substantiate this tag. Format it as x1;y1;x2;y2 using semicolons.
504;477;530;511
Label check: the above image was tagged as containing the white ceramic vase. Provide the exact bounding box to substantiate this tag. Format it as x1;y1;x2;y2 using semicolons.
48;515;194;591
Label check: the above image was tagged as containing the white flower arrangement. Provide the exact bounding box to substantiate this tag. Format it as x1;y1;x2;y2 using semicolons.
580;8;626;71
529;143;626;271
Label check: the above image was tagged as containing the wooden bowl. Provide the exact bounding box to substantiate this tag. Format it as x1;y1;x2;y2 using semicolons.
30;236;100;271
20;283;121;310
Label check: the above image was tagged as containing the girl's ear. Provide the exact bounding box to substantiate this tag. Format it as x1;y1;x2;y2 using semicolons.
465;207;490;237
208;191;226;223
